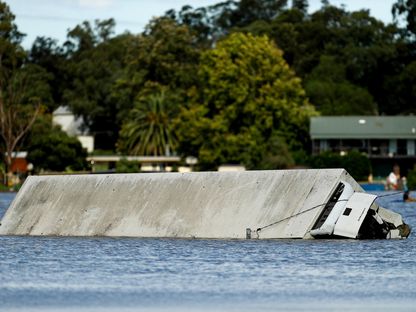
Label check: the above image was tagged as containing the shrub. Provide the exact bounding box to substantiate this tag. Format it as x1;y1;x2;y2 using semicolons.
408;168;416;190
116;158;141;173
25;115;88;173
309;150;371;181
342;150;371;181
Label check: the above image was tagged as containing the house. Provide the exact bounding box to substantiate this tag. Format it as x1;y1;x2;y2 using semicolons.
9;152;29;174
52;106;94;153
310;116;416;176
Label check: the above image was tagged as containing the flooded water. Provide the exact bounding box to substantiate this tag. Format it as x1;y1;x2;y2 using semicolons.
0;191;415;311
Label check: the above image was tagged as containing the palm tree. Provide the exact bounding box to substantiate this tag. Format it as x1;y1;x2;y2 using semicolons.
119;91;177;156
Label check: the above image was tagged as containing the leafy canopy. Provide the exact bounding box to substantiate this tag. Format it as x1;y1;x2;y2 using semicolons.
305;56;377;115
118;86;178;156
26;115;87;172
176;32;315;169
62;19;132;150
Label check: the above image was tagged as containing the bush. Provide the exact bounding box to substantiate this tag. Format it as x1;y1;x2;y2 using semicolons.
258;135;294;170
408;168;416;190
342;150;371;181
25;115;88;172
309;151;342;169
309;150;371;181
116;158;141;173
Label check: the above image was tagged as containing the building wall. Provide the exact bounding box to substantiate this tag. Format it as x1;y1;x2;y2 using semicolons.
312;138;416;177
53;114;77;136
77;136;94;153
10;158;28;173
312;138;416;157
53;110;95;153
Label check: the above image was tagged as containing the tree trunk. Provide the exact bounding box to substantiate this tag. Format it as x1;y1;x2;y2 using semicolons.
5;150;13;187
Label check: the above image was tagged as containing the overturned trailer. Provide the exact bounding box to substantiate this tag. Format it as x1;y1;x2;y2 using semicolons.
0;169;410;239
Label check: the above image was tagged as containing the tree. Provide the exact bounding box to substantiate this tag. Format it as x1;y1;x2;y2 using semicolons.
62;19;132;150
26;115;87;172
29;37;66;112
383;60;416;114
121;17;201;91
166;0;289;45
0;1;25;69
292;0;308;13
198;1;412;117
309;150;371;181
305;56;377;115
393;0;416;38
0;68;42;180
240;8;305;67
258;134;294;169
176;32;315;169
62;17;200;151
165;5;214;45
249;5;400;114
219;0;288;28
113;17;201;151
118;87;178;156
0;1;49;183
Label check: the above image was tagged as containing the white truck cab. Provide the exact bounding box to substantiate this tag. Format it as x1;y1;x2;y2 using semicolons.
310;182;410;239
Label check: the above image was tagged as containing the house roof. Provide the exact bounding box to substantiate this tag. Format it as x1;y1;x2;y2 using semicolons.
310;116;416;139
86;156;181;163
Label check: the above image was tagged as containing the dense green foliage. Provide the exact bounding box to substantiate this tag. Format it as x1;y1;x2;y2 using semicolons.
309;150;372;181
118;88;178;156
26;116;88;172
0;1;52;183
62;20;133;149
393;0;416;37
407;167;416;190
176;32;314;169
1;0;416;174
0;1;25;68
115;158;141;173
305;56;377;115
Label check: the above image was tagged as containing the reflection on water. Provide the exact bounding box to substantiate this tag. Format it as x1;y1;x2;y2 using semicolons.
0;191;415;311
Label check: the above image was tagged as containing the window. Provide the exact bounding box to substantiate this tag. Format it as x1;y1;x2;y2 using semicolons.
343;208;352;216
397;139;407;155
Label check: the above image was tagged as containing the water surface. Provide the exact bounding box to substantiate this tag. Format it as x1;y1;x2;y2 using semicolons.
0;191;415;311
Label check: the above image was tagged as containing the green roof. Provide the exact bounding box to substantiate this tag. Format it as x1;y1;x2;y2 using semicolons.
310;116;416;139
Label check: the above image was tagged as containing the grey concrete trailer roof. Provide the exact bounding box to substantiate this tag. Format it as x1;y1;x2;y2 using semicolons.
0;169;362;239
310;116;416;139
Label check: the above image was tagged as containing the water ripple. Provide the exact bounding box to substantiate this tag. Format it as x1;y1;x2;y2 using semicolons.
0;192;415;311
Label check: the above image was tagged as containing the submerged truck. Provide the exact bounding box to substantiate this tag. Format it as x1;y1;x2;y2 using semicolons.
0;169;410;239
